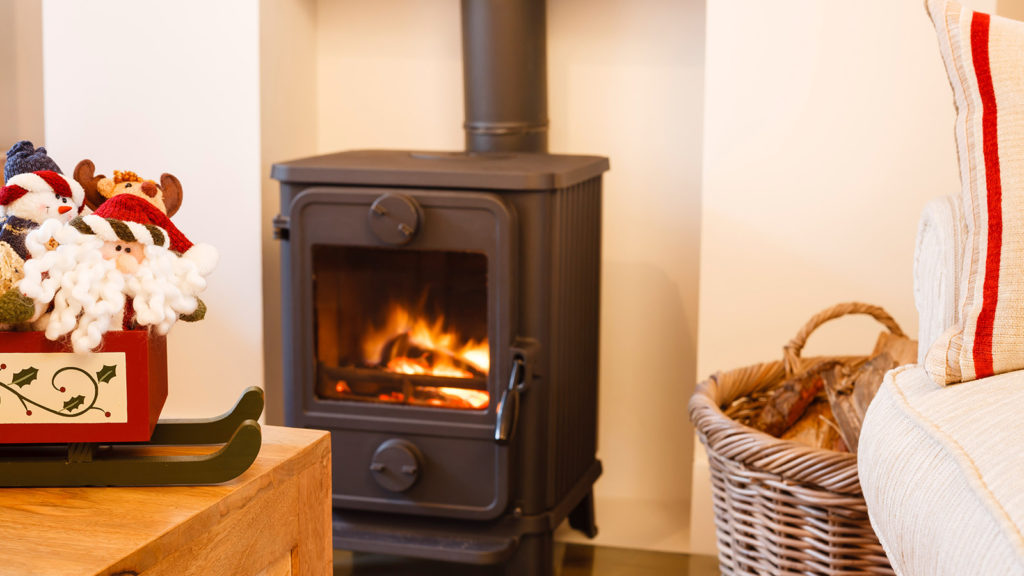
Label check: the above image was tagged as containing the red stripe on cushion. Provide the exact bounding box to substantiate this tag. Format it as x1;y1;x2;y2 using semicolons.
34;170;72;198
0;185;28;206
972;12;1000;379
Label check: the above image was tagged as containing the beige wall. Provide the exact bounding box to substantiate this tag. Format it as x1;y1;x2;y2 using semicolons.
315;0;463;152
42;0;264;419
0;0;44;153
691;0;999;555
315;0;704;553
548;0;703;552
259;0;318;426
998;0;1024;21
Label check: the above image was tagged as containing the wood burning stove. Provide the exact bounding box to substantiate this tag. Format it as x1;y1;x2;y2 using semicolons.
272;1;610;572
272;150;607;573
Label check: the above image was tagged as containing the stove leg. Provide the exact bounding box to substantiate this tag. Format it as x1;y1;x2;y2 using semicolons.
505;531;554;576
568;488;598;538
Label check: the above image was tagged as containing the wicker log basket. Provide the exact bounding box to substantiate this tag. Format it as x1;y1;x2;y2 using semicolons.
689;303;898;575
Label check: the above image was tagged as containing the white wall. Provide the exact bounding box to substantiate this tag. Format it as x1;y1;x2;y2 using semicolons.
315;0;463;152
548;0;704;553
0;0;45;150
691;0;998;555
315;0;704;553
259;0;318;426
42;0;263;419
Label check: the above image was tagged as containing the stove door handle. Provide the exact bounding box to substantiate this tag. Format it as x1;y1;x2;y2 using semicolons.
494;357;525;445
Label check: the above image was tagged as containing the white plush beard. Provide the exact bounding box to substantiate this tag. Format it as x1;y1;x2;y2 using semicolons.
20;224;206;353
21;232;125;353
124;245;205;336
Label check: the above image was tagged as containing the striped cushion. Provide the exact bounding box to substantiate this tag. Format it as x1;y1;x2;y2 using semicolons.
924;0;1024;385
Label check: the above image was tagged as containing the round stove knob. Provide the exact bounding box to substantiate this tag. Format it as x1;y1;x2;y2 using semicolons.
368;194;421;245
369;439;422;492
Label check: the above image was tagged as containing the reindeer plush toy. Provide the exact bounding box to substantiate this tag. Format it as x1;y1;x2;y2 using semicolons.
73;159;182;217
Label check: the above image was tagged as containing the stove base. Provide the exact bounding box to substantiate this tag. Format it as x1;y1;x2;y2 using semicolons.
333;460;601;575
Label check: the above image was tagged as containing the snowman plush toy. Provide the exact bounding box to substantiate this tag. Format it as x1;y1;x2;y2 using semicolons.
1;141;85;260
0;141;85;324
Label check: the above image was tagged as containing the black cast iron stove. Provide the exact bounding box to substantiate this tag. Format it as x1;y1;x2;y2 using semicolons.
271;1;608;573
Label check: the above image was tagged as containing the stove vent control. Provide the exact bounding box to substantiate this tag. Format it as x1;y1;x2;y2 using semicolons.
368;194;421;245
369;438;422;492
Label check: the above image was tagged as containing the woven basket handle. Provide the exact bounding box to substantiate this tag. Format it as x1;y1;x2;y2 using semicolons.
782;302;905;377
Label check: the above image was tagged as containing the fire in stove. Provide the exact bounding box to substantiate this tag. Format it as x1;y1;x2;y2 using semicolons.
309;243;491;411
317;294;491;411
363;299;489;379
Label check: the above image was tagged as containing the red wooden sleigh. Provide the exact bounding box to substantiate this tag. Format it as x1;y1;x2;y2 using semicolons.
0;331;166;444
0;331;263;486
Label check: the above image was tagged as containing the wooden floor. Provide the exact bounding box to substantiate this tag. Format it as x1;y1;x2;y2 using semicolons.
334;544;721;575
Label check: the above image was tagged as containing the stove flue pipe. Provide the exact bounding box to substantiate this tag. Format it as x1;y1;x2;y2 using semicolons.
461;0;548;153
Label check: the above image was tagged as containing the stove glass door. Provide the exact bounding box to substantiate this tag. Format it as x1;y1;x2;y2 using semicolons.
312;245;490;411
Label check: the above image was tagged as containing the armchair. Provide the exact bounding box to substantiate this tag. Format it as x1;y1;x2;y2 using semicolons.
858;2;1024;572
858;196;1024;574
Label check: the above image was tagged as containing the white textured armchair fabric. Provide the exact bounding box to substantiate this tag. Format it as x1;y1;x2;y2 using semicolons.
912;196;963;366
858;197;1024;575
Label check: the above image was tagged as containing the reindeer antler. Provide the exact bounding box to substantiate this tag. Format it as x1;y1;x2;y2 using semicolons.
73;159;108;211
160;173;183;217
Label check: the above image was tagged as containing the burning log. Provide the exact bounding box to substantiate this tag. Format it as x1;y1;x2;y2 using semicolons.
379;332;486;378
410;386;489;410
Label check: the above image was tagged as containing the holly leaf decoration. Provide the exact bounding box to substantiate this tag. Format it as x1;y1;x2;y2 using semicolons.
96;365;117;384
11;367;38;388
63;395;85;413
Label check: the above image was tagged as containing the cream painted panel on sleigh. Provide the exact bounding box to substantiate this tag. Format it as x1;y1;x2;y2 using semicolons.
0;351;127;424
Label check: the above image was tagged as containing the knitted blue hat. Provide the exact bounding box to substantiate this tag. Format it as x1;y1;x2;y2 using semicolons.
4;141;62;183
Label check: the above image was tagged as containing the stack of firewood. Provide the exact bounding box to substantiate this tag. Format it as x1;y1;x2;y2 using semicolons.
753;332;917;453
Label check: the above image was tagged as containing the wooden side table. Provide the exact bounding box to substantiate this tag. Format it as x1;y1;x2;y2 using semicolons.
0;425;331;576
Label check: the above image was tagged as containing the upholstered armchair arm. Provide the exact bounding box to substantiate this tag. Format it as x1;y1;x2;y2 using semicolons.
913;196;964;365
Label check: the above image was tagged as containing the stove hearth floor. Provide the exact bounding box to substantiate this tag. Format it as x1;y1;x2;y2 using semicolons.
332;544;720;576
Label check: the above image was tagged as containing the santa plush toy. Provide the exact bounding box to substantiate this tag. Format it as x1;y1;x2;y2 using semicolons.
19;194;217;353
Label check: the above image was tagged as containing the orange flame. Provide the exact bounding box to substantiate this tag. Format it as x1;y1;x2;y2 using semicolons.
363;301;489;377
426;387;490;410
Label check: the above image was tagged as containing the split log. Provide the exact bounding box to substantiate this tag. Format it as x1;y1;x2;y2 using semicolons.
824;331;918;452
755;361;839;437
872;331;918;365
781;399;848;452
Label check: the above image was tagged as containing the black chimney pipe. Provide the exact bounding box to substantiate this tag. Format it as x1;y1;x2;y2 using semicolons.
461;0;548;153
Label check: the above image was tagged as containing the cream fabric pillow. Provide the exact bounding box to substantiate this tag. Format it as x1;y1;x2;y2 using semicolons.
925;0;1024;385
